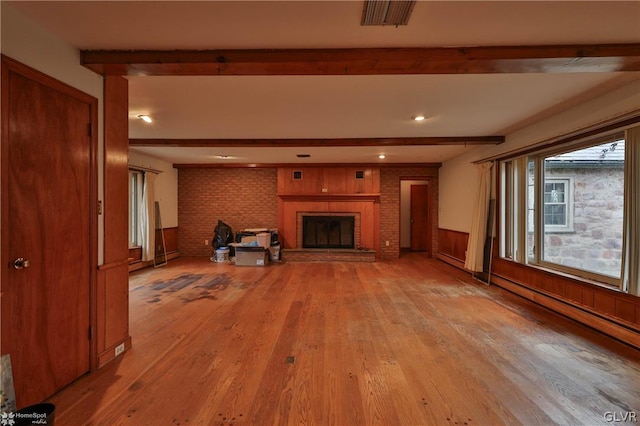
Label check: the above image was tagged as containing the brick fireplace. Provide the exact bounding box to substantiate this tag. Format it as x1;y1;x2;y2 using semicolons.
276;167;381;258
277;195;379;253
297;212;360;249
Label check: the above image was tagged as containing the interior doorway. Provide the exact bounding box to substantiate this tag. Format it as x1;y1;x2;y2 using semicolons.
400;179;432;254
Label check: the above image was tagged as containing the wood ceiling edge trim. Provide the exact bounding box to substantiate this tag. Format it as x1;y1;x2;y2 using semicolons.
475;111;640;163
130;137;504;147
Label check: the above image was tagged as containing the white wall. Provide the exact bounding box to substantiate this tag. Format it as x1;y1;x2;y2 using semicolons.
438;153;479;233
129;150;179;228
440;79;640;233
1;3;106;263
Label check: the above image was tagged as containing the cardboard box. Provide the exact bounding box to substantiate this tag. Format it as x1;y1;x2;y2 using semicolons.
240;236;257;244
256;232;271;248
237;229;279;245
235;246;269;266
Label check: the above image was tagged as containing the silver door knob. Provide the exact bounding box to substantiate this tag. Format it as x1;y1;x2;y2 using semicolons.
13;258;31;269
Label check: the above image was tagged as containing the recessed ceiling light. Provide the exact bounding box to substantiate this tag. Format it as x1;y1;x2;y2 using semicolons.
412;115;426;122
378;154;386;159
218;155;231;159
138;114;152;123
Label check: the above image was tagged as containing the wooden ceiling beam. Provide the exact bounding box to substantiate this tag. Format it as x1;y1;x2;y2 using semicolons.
172;162;443;169
82;44;640;76
129;136;505;147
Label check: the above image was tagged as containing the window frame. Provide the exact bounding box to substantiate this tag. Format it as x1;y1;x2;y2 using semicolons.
542;177;574;233
129;169;143;248
500;131;626;289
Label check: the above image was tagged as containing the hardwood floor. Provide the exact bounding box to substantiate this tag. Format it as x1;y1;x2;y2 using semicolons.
48;254;640;425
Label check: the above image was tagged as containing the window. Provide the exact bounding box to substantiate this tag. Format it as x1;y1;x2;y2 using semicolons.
129;170;143;247
526;158;536;260
501;133;628;287
499;161;514;259
543;178;573;232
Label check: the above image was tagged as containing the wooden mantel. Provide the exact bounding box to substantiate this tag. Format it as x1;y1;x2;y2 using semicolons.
277;193;381;202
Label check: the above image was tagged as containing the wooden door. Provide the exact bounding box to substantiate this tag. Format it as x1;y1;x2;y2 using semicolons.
410;184;431;252
1;58;95;407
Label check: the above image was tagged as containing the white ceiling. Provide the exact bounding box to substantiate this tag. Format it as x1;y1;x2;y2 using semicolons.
8;1;640;165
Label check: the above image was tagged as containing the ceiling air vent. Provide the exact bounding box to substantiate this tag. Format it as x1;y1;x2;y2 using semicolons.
361;0;416;26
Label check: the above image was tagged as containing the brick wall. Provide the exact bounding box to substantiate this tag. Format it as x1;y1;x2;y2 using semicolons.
380;167;439;259
178;168;278;256
178;166;439;259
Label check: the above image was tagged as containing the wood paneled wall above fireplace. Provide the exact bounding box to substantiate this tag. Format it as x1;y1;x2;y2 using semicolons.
278;167;380;195
277;167;381;254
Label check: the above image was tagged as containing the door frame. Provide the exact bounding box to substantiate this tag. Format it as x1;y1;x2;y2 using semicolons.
400;177;433;256
1;55;99;371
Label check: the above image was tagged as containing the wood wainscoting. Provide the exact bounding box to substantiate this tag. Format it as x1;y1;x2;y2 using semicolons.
436;228;469;269
97;260;132;367
437;227;640;349
129;227;180;272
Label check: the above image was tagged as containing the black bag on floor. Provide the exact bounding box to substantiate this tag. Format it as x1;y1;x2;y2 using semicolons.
212;220;234;252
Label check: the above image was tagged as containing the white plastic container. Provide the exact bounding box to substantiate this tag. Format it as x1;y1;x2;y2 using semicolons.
215;247;230;263
269;244;281;261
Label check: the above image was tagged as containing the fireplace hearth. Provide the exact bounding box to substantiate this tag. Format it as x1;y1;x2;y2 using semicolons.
303;215;355;249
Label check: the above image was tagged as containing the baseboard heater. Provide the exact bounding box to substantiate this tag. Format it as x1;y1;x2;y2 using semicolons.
435;252;640;350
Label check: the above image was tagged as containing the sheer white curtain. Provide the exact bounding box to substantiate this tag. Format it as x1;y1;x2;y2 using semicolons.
622;126;639;295
465;162;494;272
139;172;157;262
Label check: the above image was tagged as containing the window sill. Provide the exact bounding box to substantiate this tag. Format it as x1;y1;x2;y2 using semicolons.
543;229;575;234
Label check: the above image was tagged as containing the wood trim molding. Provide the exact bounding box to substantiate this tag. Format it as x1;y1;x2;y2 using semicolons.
476;112;640;163
131;136;504;147
98;335;132;368
129;251;180;273
1;55;97;103
82;44;640;76
98;258;130;271
436;253;466;270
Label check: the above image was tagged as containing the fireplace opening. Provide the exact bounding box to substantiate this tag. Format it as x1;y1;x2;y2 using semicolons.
303;215;355;249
